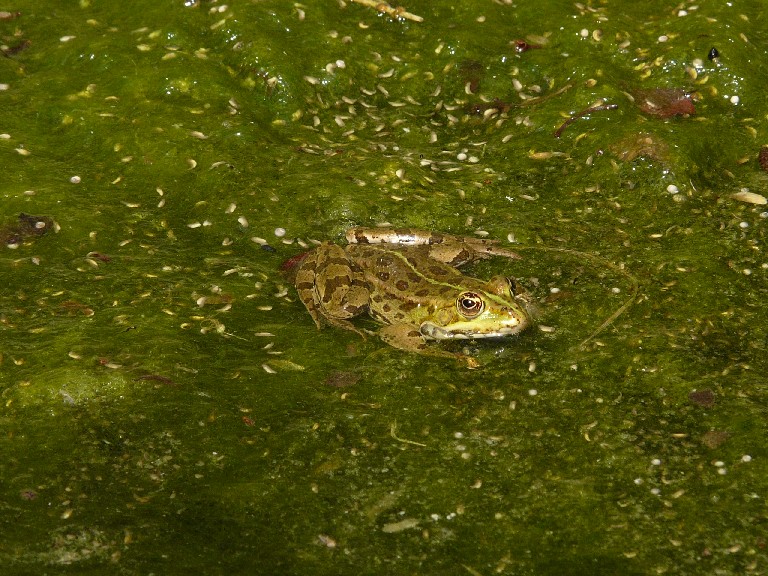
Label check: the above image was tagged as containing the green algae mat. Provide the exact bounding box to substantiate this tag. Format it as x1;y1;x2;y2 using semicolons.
1;1;767;574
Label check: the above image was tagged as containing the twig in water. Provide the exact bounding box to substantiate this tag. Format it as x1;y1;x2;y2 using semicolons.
390;421;427;447
350;0;423;22
512;245;639;349
554;103;618;138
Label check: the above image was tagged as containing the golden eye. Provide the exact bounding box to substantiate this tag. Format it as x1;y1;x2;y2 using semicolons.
456;292;484;318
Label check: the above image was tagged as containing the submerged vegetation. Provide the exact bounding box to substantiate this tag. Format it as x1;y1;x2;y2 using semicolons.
1;0;767;574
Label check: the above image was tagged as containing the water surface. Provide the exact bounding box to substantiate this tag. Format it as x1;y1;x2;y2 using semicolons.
1;1;767;574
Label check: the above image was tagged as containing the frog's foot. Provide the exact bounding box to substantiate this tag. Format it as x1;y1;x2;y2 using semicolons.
378;323;479;367
311;315;365;340
472;243;523;261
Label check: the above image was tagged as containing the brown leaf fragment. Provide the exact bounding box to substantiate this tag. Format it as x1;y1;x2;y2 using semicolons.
2;213;54;246
18;213;53;237
281;250;309;272
633;88;696;118
59;301;94;316
608;132;670;162
19;488;37;500
701;430;729;449
467;98;513;116
2;39;30;57
87;251;112;262
759;145;768;172
459;60;484;94
281;250;310;283
324;370;361;388
135;374;177;386
688;388;715;408
512;39;544;53
0;11;21;20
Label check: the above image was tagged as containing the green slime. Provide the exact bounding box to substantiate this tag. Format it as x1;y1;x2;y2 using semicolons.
1;1;767;574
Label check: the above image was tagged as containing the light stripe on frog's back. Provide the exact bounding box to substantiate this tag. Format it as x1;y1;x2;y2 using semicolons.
356;245;466;306
374;246;521;311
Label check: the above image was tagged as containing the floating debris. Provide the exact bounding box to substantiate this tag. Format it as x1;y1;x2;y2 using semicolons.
632;88;696;118
458;60;484;94
759;145;768;172
512;38;543;53
269;359;305;371
349;0;423;22
134;374;177;386
390;421;426;447
1;213;55;247
702;430;729;449
608;132;670;163
688;388;715;408
382;518;419;533
554;102;618;138
324;370;361;388
731;190;767;205
2;39;31;57
317;534;337;548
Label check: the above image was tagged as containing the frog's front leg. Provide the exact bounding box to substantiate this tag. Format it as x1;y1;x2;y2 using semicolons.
346;227;521;266
378;323;479;367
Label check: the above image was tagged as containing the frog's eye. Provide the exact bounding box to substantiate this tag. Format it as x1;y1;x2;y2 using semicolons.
456;292;485;318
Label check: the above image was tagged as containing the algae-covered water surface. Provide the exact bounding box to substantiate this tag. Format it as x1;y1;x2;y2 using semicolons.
1;1;767;574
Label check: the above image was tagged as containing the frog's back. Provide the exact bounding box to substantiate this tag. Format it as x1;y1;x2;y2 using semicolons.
347;244;482;303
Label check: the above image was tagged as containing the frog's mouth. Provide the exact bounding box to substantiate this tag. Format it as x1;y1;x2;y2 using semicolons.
419;319;527;340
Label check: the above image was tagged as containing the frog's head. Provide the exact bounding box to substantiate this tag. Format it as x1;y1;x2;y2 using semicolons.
419;276;533;340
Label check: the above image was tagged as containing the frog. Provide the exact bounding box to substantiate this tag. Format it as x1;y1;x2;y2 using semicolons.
293;227;533;364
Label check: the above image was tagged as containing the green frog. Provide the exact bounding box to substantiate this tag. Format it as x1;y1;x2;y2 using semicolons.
294;227;533;364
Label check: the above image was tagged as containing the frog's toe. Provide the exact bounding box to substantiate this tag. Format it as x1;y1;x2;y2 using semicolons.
325;317;367;339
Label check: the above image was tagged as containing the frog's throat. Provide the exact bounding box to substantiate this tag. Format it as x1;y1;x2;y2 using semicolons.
419;319;527;340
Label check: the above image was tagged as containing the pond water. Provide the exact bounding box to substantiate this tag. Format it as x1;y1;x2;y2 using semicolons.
1;1;767;574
